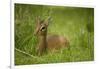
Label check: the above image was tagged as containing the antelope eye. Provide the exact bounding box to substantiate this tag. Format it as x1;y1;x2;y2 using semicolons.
42;27;45;29
41;26;46;31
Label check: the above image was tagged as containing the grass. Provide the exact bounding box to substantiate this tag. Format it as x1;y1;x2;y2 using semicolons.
14;3;94;65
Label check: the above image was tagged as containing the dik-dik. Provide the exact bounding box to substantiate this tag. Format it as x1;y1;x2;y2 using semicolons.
34;16;69;56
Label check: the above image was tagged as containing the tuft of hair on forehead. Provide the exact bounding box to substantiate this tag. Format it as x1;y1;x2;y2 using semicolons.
36;16;51;26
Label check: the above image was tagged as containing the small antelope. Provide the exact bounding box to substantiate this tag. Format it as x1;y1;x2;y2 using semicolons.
34;16;69;56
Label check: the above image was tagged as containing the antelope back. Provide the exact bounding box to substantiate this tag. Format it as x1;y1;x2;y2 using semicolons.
47;35;69;50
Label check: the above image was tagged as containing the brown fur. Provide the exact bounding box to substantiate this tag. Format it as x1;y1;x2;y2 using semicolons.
47;35;69;50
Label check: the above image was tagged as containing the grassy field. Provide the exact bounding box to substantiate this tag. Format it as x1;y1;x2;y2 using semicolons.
14;4;94;65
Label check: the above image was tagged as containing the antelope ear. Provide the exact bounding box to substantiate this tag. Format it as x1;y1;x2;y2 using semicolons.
44;16;51;26
36;16;40;25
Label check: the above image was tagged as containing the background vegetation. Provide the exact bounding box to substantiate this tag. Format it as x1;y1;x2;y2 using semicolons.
14;4;94;65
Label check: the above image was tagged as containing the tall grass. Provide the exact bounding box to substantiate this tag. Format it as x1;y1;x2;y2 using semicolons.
14;4;94;65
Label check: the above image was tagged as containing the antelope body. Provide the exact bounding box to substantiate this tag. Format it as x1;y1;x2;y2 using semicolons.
34;17;69;56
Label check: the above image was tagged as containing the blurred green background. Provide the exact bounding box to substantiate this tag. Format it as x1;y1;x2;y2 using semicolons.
14;3;94;65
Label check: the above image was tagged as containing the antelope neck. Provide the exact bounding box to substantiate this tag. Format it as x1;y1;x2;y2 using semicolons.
39;35;47;49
